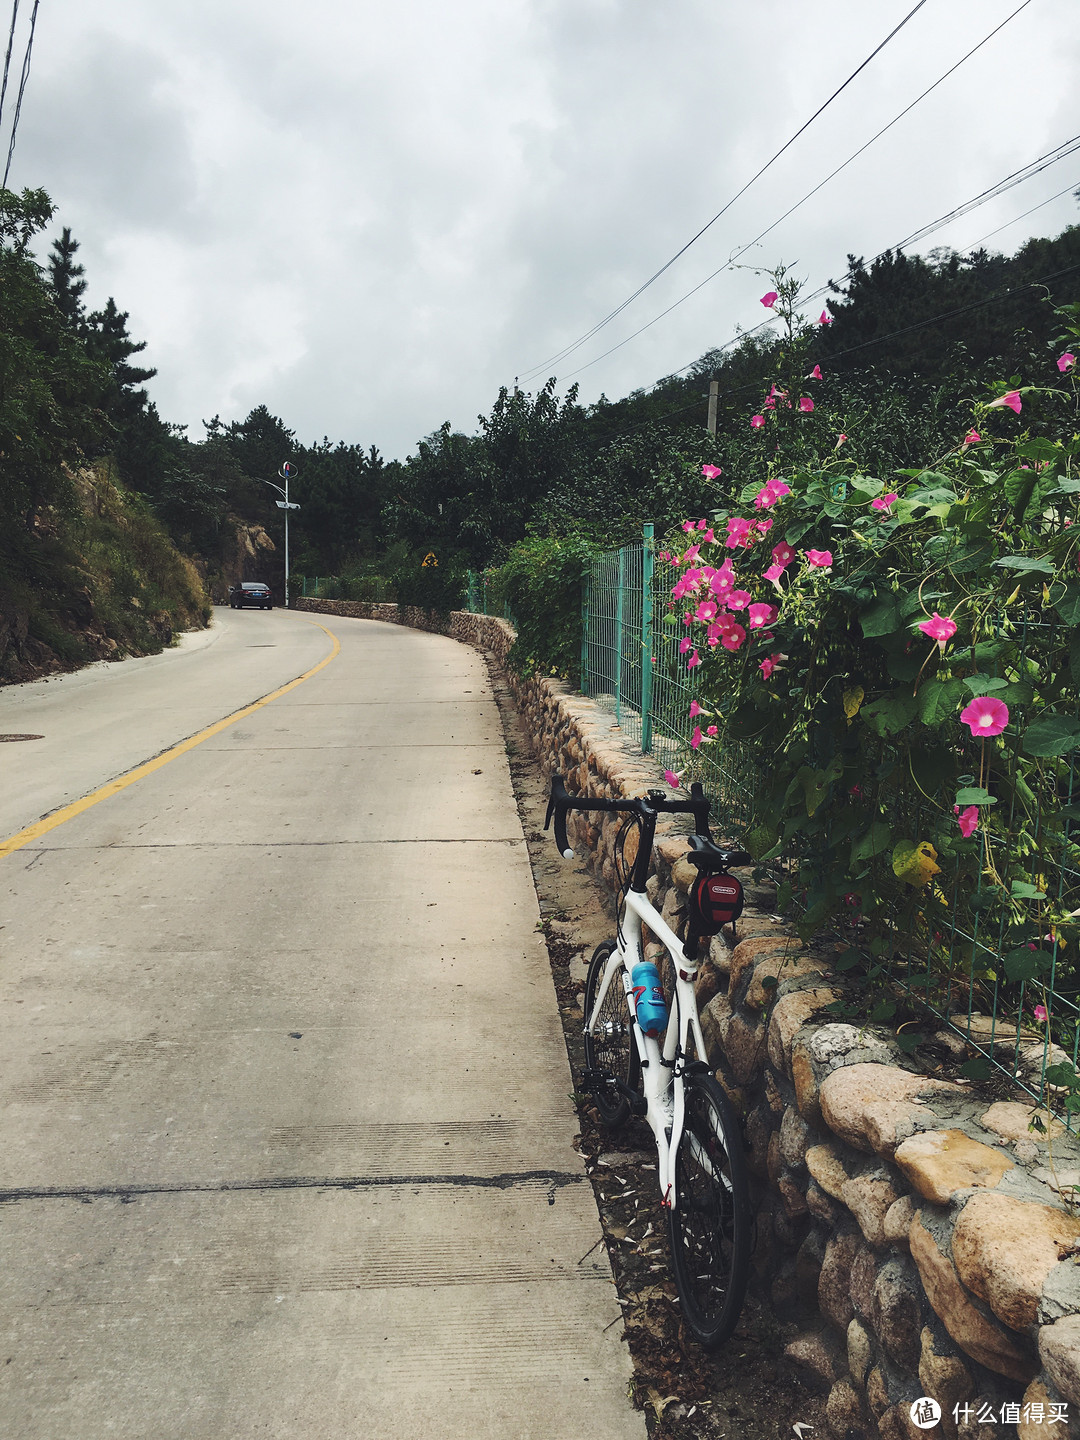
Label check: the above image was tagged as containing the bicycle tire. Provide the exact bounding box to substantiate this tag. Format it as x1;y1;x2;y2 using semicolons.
667;1071;751;1349
582;940;640;1127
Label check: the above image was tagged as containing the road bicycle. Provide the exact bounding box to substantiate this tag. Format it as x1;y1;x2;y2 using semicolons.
545;776;752;1349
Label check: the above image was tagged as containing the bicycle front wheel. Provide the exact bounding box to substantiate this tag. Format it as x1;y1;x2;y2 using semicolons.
582;941;640;1128
667;1071;751;1349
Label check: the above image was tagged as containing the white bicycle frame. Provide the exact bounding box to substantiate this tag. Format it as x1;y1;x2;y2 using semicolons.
587;884;710;1213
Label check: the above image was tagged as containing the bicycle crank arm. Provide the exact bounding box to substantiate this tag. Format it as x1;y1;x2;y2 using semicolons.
580;1069;647;1118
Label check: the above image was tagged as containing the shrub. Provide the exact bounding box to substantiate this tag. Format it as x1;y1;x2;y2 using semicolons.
495;535;599;684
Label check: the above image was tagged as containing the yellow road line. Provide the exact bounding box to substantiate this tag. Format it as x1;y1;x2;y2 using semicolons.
0;618;341;861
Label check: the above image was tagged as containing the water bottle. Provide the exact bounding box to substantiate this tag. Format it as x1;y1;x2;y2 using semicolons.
630;961;669;1038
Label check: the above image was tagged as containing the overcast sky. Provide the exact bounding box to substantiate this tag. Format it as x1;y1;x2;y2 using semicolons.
9;0;1080;461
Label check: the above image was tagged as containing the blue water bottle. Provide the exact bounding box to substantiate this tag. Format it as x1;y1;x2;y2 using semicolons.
630;961;669;1038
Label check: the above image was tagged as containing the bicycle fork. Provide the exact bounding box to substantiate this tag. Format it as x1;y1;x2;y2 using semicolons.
587;932;707;1213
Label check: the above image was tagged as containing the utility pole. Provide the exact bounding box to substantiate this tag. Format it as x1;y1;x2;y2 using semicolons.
707;376;719;436
257;463;300;607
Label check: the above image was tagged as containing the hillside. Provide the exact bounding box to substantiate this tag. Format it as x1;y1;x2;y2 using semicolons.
0;459;210;683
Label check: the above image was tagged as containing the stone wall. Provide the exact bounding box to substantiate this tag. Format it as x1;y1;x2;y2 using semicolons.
297;599;1080;1438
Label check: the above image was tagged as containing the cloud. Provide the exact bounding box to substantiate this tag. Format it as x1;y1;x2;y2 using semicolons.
11;0;1080;459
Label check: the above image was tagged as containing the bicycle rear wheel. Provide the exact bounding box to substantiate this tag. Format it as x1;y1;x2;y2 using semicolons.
582;941;640;1127
667;1071;751;1349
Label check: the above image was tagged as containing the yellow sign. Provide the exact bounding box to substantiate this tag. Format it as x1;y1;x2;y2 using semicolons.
421;552;438;568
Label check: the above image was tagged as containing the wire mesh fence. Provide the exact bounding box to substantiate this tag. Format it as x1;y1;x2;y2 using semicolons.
298;574;394;602
581;531;763;839
463;571;516;624
581;528;1080;1120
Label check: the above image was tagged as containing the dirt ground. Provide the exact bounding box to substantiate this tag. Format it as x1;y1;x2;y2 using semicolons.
488;661;827;1440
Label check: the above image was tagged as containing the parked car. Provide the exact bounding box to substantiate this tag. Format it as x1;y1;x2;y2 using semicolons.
228;582;273;610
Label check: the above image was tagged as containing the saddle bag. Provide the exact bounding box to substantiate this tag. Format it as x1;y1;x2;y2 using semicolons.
688;871;744;935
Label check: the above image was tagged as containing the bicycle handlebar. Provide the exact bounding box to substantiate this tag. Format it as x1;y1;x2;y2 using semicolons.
544;774;714;887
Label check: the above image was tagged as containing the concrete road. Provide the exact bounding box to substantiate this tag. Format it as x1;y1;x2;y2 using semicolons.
0;611;641;1440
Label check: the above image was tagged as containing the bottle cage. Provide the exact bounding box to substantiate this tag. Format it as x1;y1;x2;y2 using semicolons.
688;871;744;936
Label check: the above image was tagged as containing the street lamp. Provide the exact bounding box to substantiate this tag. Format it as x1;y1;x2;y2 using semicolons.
256;462;300;608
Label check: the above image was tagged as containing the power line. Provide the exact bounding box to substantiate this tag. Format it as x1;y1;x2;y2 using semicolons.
624;258;1080;436
959;179;1080;253
559;122;1073;386
2;0;38;190
0;0;20;145
516;0;932;381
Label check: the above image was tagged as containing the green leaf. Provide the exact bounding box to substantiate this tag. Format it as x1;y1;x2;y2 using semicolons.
861;692;919;736
1003;946;1051;982
1046;1061;1080;1090
1010;881;1045;900
1049;477;1080;496
860;595;902;638
744;823;780;861
955;787;997;807
1054;586;1080;626
963;674;1008;694
895;1031;924;1054
959;1057;992;1080
1022;714;1080;758
850;475;881;496
1004;469;1038;519
918;676;966;729
851;821;892;864
993;555;1055;574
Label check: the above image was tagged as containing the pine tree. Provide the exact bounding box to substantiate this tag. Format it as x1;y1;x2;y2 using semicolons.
47;226;87;328
84;297;157;421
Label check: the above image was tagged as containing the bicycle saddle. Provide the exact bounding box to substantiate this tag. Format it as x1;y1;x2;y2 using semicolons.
684;836;752;871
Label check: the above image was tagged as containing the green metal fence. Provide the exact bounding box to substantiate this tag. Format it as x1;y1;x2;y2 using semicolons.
298;575;394;602
581;527;1080;1120
581;526;763;839
464;571;515;624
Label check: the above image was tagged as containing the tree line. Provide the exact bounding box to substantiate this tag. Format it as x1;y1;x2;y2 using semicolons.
2;180;1079;610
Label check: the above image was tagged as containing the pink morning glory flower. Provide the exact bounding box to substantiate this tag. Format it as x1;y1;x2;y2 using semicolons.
871;493;899;512
805;550;833;568
678;637;692;654
807;364;823;380
835;434;847;447
764;563;785;584
960;696;1009;738
726;517;753;548
988;390;1022;414
687;649;702;669
726;590;752;610
760;291;778;308
689;700;705;718
759;654;779;678
1057;353;1075;373
720;625;746;652
819;310;833;325
918;612;957;647
954;804;979;838
664;769;682;788
702;464;722;479
681;520;697;533
750;414;766;429
963;429;981;445
772;541;796;567
798;397;815;413
706;724;717;737
691;726;703;750
695;600;718;622
1035;1004;1049;1023
747;602;779;629
756;518;773;535
754;479;792;509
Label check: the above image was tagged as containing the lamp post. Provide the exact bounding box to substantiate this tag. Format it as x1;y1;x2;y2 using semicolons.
256;462;300;607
